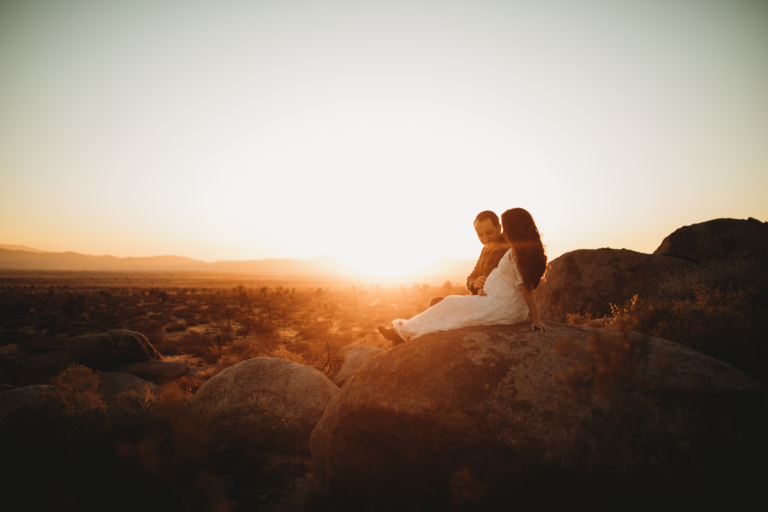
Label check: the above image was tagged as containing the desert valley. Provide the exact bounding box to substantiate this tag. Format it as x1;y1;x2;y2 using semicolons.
1;217;766;511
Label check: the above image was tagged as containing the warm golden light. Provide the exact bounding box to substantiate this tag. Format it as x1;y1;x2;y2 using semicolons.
1;0;766;263
335;252;442;279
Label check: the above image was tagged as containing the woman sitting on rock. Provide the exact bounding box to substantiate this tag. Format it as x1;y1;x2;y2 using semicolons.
378;208;550;344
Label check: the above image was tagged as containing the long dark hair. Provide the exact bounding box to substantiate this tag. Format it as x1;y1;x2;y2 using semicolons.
501;208;547;289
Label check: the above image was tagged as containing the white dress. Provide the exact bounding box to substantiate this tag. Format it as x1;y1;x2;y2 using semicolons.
392;249;529;341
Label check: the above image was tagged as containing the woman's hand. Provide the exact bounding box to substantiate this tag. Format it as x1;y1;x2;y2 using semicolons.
521;283;550;332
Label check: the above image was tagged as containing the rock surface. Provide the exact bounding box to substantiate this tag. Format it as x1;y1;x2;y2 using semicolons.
535;248;692;322
0;385;50;423
654;217;768;262
311;323;768;511
193;358;338;452
64;330;162;369
330;344;384;387
112;360;189;385
96;372;161;403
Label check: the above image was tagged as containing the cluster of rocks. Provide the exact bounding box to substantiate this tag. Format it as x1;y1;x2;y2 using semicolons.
536;217;768;322
0;331;384;435
0;330;189;420
3;323;766;508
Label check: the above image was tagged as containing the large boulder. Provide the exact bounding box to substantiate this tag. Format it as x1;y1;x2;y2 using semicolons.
535;248;692;322
96;372;161;403
192;358;338;452
330;344;384;387
0;385;50;423
63;330;162;369
654;217;768;262
112;360;189;385
311;323;768;511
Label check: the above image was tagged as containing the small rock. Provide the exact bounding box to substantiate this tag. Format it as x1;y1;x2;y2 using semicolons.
112;360;189;385
64;330;162;369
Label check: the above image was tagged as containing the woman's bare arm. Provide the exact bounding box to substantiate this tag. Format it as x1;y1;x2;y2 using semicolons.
521;283;550;331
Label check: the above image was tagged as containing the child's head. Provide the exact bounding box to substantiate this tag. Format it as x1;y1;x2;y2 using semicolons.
501;208;547;289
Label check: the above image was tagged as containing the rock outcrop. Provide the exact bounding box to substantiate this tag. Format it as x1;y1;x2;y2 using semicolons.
654;217;768;262
535;248;692;322
64;330;162;369
96;372;161;403
311;323;768;510
0;385;50;423
112;360;189;385
193;358;338;452
330;344;384;387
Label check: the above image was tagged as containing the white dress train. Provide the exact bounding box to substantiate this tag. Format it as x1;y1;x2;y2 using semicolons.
392;248;529;341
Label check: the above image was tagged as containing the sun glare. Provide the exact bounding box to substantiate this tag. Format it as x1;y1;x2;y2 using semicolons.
335;251;441;279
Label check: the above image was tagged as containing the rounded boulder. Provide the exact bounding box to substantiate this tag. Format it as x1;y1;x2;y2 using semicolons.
535;248;692;322
193;357;338;452
654;217;768;262
310;323;768;510
64;330;162;369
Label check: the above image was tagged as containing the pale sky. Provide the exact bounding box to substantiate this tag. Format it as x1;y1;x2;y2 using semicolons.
1;0;767;276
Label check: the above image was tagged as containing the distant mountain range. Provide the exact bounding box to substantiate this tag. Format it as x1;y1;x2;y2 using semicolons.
0;244;48;253
0;245;474;281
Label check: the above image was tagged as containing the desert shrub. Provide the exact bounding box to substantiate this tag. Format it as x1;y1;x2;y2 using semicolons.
261;346;307;366
0;365;294;511
566;309;593;326
167;332;227;365
215;339;265;369
611;284;768;383
660;254;768;305
174;367;221;394
50;363;106;414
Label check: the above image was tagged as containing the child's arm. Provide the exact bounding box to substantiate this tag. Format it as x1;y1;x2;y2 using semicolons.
521;283;550;331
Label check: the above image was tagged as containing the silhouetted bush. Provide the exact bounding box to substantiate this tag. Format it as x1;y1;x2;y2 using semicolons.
612;285;768;382
1;364;300;511
566;255;768;383
165;322;188;333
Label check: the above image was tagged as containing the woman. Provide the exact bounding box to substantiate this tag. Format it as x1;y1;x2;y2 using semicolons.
378;208;550;344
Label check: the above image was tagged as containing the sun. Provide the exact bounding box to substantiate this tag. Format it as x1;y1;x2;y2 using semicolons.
334;251;441;279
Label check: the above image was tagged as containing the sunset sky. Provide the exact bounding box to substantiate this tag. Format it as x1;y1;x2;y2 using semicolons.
1;0;766;277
